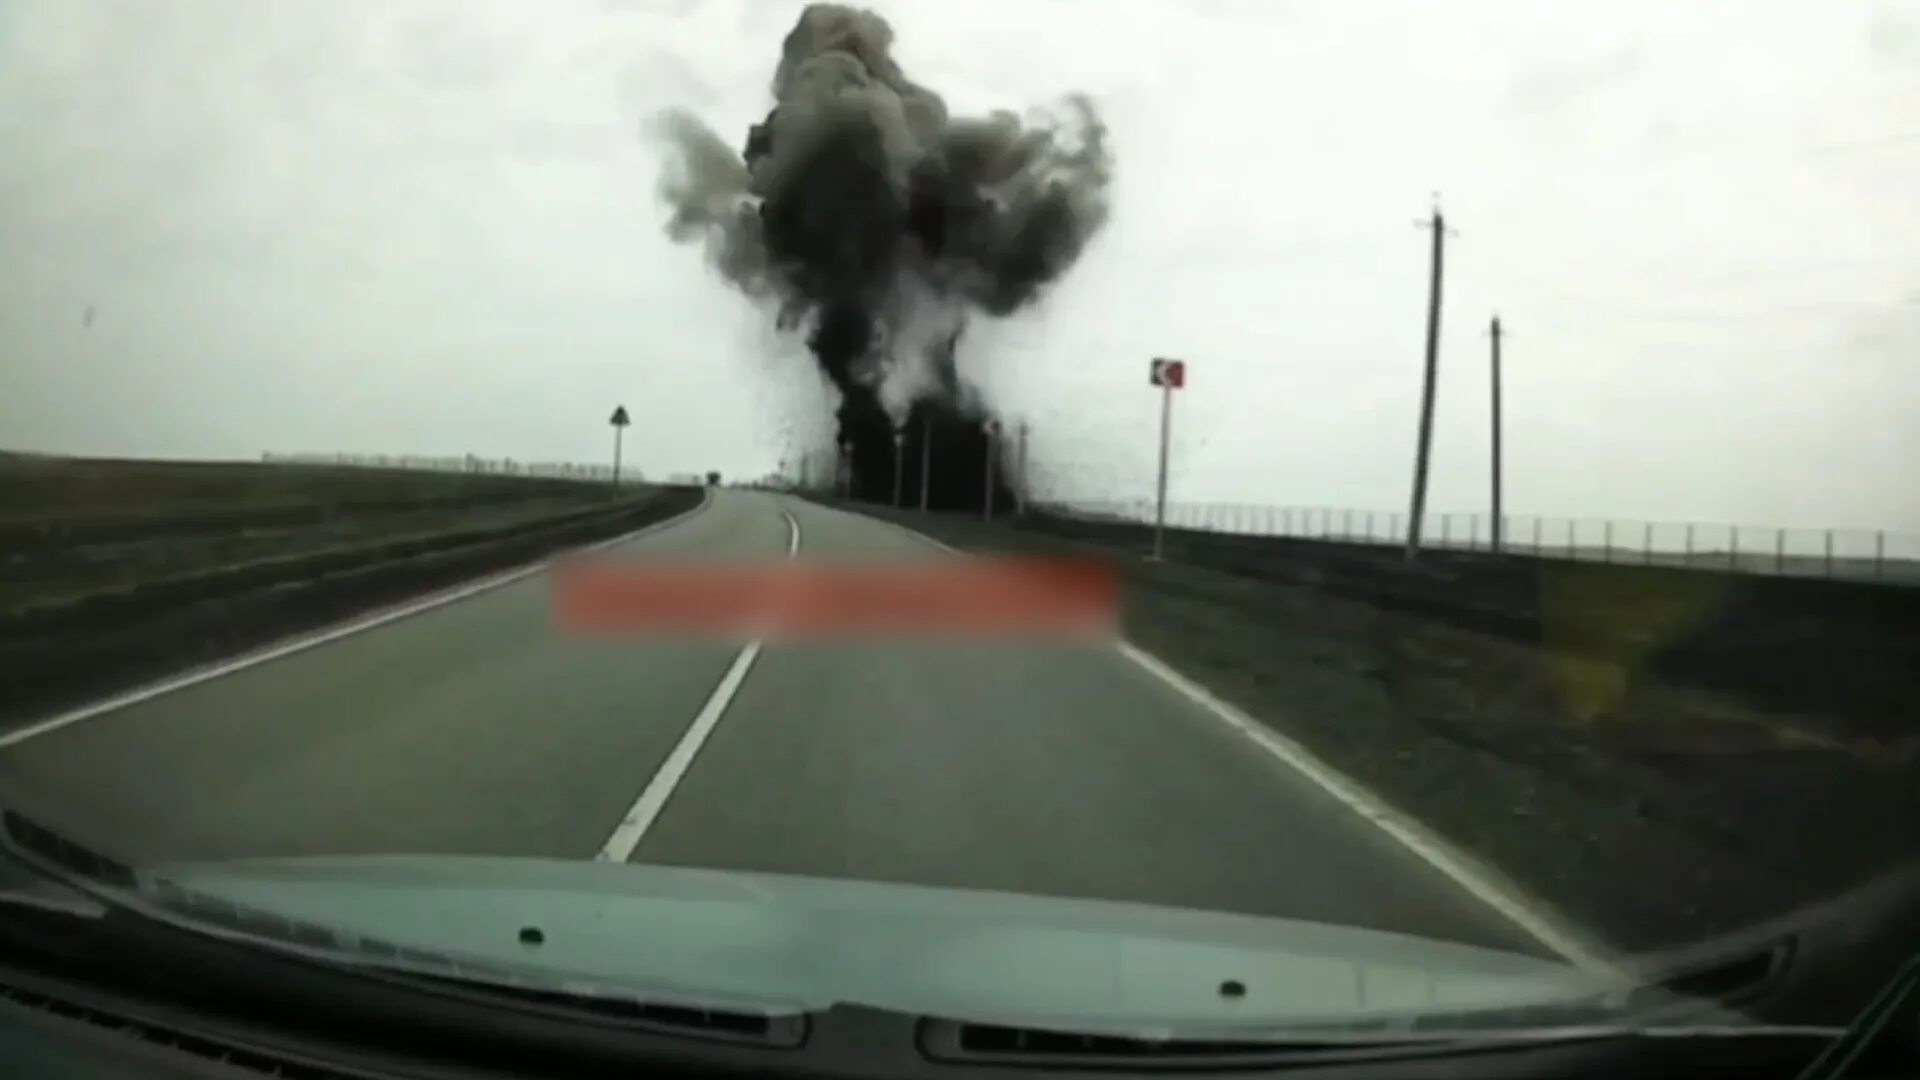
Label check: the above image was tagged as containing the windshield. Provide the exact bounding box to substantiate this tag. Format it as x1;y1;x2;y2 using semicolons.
0;0;1915;1047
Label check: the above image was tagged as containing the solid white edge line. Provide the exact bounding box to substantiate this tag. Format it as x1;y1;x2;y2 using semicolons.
594;504;802;863
823;501;1622;977
1111;639;1619;977
0;488;716;752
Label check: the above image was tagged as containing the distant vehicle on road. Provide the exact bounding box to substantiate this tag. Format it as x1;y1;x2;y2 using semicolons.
706;471;721;486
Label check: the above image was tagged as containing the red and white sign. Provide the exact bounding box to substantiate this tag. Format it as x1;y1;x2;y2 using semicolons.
1149;358;1186;389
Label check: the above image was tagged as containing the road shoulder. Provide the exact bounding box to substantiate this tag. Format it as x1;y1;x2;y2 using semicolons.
805;499;1920;968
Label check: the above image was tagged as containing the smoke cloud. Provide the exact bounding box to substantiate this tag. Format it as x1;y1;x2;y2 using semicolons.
655;3;1112;507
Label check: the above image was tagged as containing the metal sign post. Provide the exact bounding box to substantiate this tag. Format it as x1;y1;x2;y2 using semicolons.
608;405;630;490
1148;358;1186;561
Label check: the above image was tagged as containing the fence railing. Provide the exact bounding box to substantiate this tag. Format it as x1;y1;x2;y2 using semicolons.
759;446;1916;585
1030;500;1920;586
262;451;643;485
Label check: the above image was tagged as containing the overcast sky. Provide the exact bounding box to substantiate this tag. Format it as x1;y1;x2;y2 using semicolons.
3;0;1916;533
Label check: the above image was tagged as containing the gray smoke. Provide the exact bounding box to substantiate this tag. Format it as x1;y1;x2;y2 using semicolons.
654;3;1112;424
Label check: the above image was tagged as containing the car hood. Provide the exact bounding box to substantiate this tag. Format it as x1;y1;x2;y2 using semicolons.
131;853;1648;1032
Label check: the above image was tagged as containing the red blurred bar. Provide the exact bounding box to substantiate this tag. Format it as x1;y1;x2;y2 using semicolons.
552;556;1117;640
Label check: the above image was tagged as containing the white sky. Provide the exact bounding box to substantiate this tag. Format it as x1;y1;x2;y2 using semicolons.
2;0;1917;531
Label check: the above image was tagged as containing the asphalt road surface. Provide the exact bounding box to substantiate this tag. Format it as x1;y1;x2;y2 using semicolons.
0;490;1556;958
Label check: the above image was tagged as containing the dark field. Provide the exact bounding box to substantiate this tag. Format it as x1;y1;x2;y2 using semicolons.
1;454;633;611
0;453;701;724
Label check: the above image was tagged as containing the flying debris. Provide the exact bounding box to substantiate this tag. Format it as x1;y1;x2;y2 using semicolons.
654;3;1112;509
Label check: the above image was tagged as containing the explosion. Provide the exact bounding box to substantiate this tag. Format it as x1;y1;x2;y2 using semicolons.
655;3;1112;508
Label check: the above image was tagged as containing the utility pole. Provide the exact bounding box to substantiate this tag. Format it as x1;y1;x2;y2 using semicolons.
891;427;905;508
1489;315;1504;554
1404;203;1452;561
1016;420;1029;516
919;413;931;512
982;420;997;522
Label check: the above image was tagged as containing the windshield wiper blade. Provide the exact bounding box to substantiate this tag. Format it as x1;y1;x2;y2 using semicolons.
922;1014;1841;1071
381;968;809;1047
1796;954;1920;1080
1;806;816;1046
931;1018;1448;1057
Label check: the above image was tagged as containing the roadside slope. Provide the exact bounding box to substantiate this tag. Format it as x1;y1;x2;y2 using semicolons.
818;499;1920;960
2;456;705;726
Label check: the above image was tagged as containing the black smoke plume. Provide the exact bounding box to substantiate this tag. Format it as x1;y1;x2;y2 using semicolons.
655;3;1111;509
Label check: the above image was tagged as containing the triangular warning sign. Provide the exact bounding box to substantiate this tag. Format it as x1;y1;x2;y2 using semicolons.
609;406;630;426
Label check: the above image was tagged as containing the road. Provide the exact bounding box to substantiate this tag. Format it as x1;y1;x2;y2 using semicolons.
0;490;1552;958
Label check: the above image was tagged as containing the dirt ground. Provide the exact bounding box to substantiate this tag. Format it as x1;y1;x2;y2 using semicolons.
837;501;1920;959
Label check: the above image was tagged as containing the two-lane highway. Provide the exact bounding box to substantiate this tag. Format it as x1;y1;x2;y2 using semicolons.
0;490;1574;961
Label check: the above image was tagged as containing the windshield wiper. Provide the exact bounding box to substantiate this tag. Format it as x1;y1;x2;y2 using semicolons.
367;967;809;1047
1796;955;1920;1080
918;1014;1844;1073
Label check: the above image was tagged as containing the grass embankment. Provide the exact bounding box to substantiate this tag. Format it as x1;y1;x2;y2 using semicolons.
828;499;1920;966
1;454;703;724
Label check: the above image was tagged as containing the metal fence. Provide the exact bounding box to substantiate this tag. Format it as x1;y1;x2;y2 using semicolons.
261;451;642;485
1029;500;1920;586
756;447;1919;585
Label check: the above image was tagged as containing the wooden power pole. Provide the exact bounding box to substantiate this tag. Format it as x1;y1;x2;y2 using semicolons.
1490;315;1504;554
1404;205;1451;561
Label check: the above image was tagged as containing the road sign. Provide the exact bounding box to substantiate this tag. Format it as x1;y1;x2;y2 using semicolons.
1149;358;1186;389
609;405;630;488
